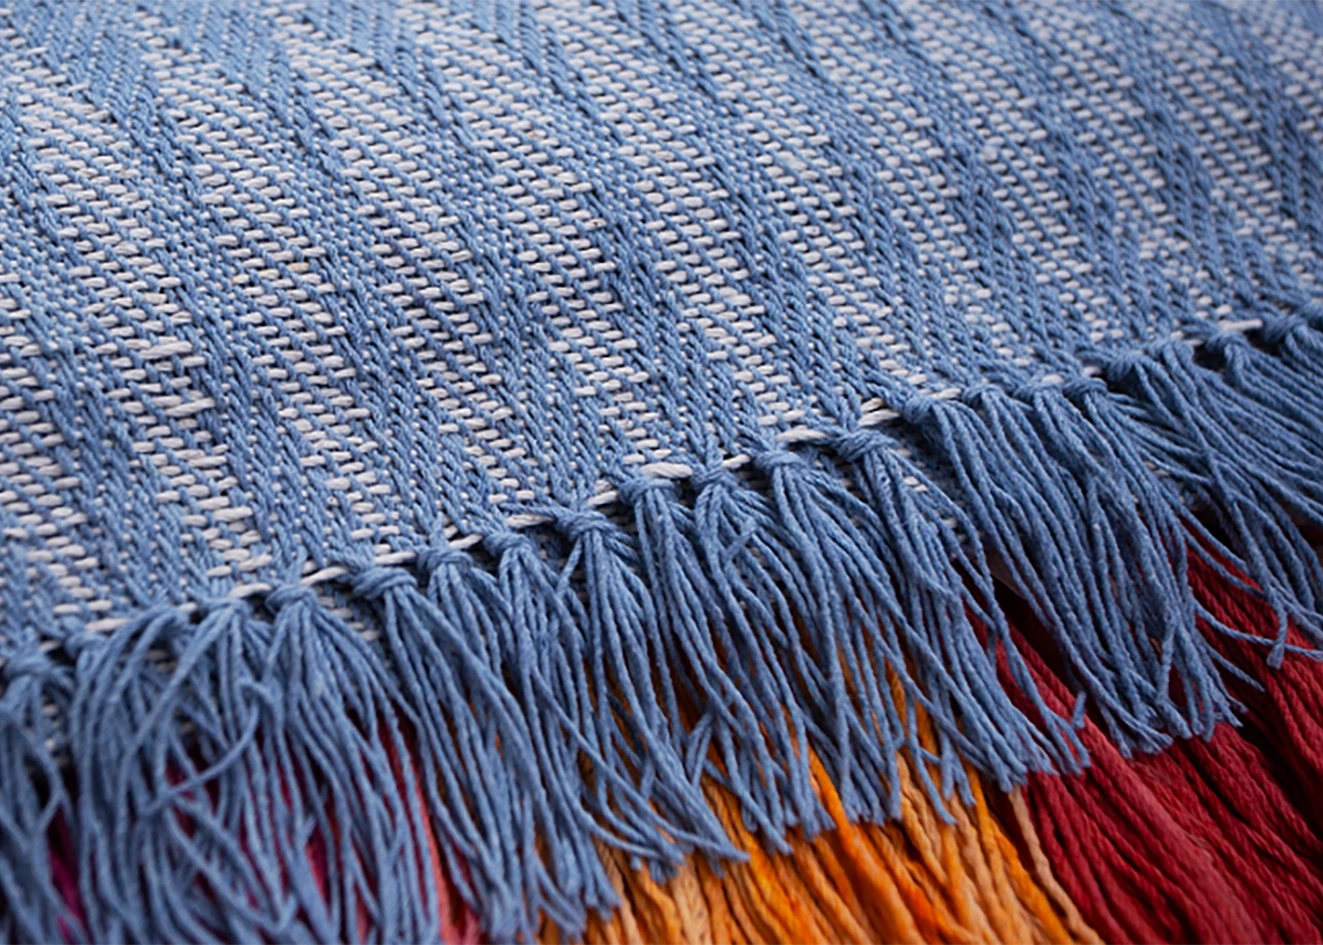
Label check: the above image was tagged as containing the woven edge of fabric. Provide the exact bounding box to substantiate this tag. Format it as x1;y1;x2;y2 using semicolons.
6;316;1323;941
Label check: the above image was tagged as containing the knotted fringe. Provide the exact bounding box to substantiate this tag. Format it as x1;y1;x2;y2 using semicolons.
566;547;1323;945
1099;333;1323;654
0;639;73;944
1192;553;1323;830
7;325;1323;940
1002;565;1323;945
3;597;476;944
892;323;1323;752
569;715;1099;945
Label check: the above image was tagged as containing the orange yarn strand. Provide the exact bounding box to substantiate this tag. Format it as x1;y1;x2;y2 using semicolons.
573;763;1098;945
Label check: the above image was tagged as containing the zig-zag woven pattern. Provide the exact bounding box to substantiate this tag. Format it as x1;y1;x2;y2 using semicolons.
3;1;1323;941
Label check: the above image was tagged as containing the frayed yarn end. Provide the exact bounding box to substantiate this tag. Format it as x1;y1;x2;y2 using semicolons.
6;326;1323;941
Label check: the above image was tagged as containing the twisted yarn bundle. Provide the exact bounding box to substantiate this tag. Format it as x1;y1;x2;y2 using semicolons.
3;0;1323;941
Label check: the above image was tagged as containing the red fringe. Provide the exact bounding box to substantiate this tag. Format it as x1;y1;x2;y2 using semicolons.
1004;556;1323;944
42;552;1323;944
1190;554;1323;831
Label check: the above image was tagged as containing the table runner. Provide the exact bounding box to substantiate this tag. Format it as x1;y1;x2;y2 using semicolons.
2;0;1322;940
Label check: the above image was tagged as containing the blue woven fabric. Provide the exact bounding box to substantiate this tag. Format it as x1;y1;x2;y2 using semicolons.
2;0;1323;940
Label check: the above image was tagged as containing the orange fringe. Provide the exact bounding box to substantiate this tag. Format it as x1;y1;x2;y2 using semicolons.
559;750;1097;945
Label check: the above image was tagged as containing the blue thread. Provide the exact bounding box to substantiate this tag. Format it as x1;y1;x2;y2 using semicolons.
3;1;1323;939
414;544;473;573
264;584;317;612
348;566;417;601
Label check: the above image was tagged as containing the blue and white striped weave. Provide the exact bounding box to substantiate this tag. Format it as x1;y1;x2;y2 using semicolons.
2;0;1323;940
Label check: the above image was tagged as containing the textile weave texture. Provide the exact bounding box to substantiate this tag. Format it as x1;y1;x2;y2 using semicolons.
2;0;1323;941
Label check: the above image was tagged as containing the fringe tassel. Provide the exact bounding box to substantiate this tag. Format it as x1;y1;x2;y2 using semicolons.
575;544;1323;945
0;636;73;943
1094;338;1323;659
897;382;1225;750
1191;552;1323;830
1002;573;1323;944
568;754;1099;945
10;327;1323;939
22;597;472;943
677;455;1064;807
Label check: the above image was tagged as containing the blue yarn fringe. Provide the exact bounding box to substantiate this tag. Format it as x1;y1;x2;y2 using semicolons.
5;327;1323;941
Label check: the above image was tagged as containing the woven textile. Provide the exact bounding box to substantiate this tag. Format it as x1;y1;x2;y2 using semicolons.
3;0;1323;940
